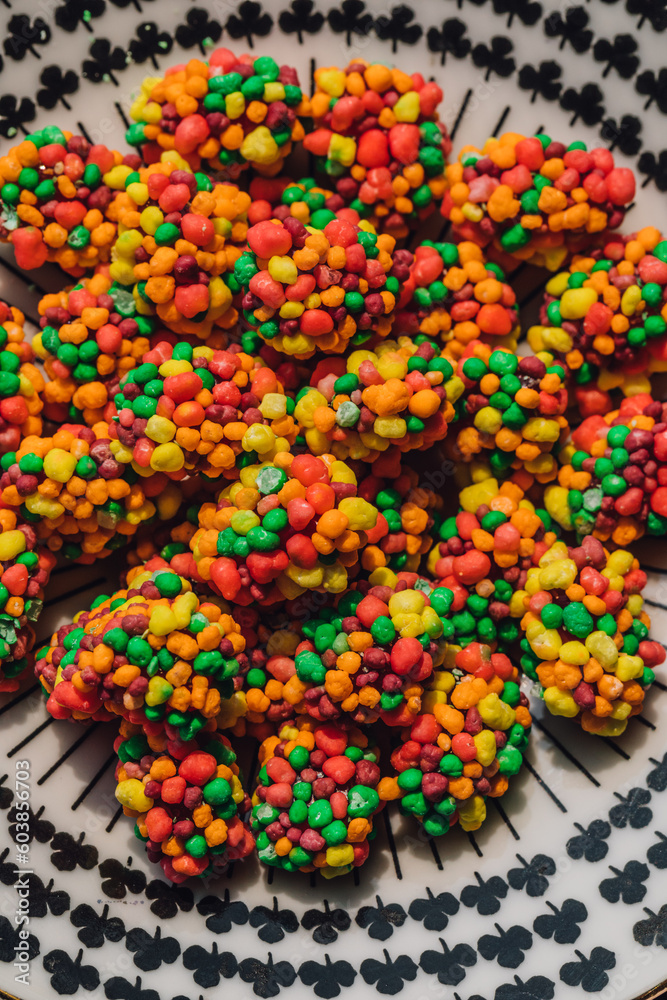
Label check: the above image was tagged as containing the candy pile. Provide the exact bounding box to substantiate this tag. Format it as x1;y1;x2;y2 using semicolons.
34;272;155;421
109;340;299;478
0;512;56;691
427;477;558;653
126;50;308;179
529;229;667;410
0;425;180;562
545;394;667;545
394;240;519;360
252;717;383;875
516;537;664;735
0;300;44;451
451;345;568;482
114;723;254;881
108;160;251;339
1;44;664;886
441;133;636;271
295;339;461;461
235;217;400;358
35;568;244;741
304;60;450;237
386;640;532;836
0;129;135;274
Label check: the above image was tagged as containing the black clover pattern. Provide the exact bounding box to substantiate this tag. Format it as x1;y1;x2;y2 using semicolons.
426;18;471;65
144;879;193;919
634;906;667;948
0;915;39;964
544;6;592;51
129;22;173;68
8;803;54;844
99;857;147;898
175;7;222;53
0;775;13;809
472;36;515;80
599;861;650;904
3;15;51;60
636;69;667;113
626;0;667;30
408;888;459;931
507;854;556;897
105;976;160;1000
360;950;418;994
43;948;100;994
125;926;180;972
647;831;667;868
36;65;79;110
20;874;70;918
461;872;509;915
278;0;324;42
600;114;642;155
0;94;35;137
301;900;351;944
0;847;18;885
82;38;128;84
639;150;667;190
55;0;106;33
239;953;297;998
593;34;640;78
560;948;616;993
609;788;653;828
478;924;533;968
71;904;125;948
518;60;562;102
249;898;299;944
560;82;605;126
356;895;407;940
374;5;422;52
226;2;271;49
419;938;477;985
298;955;357;999
327;0;373;45
198;889;249;932
647;754;667;791
182;942;237;989
50;832;97;871
495;976;556;1000
567;819;611;862
533;900;588;944
490;0;542;26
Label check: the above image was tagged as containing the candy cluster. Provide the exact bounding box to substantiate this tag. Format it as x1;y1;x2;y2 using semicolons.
1;44;663;886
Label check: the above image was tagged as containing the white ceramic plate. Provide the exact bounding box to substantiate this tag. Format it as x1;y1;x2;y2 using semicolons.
0;2;666;998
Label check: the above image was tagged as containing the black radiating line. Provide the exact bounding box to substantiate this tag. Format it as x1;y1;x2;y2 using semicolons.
450;88;473;142
51;563;79;577
382;809;402;879
643;597;667;612
71;752;116;810
309;58;316;98
6;716;54;757
38;723;99;785
267;866;274;885
600;736;631;760
635;715;657;731
492;105;511;137
0;683;39;718
437;219;451;242
429;837;443;870
467;832;482;857
353;867;360;887
535;124;544;134
77;121;93;143
105;806;123;832
523;757;567;813
635;563;667;575
114;101;130;128
43;577;106;609
309;871;316;888
653;679;667;691
532;718;600;787
491;798;520;840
